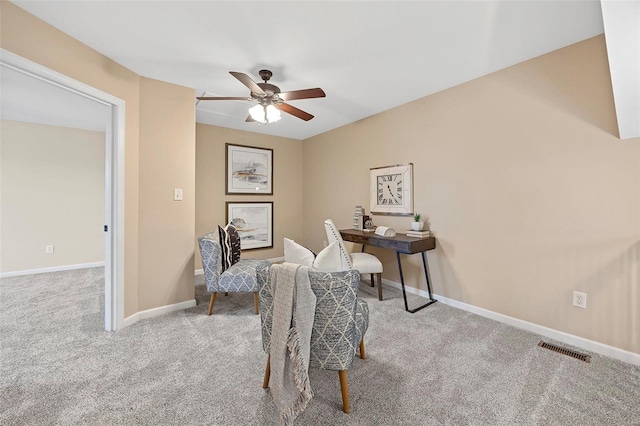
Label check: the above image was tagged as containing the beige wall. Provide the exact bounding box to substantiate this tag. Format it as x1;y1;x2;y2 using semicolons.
195;123;303;268
302;36;640;354
1;120;105;272
138;78;195;311
1;2;196;317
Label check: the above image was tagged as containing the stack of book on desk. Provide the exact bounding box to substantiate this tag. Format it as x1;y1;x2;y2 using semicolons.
405;229;431;238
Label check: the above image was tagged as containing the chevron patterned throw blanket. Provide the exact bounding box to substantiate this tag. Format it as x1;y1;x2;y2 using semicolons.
269;263;317;425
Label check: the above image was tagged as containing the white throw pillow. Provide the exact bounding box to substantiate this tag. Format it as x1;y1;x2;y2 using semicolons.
283;238;315;266
312;241;346;272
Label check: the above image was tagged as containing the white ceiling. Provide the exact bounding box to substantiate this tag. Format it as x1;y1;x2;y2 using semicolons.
8;1;610;140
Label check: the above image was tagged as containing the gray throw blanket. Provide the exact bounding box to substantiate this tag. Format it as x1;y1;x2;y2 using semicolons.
269;263;317;425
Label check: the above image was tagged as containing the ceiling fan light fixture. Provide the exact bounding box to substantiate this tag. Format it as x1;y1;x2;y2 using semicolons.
266;104;281;123
249;104;281;124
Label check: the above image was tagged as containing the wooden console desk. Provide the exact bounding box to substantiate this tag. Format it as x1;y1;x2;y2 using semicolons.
339;229;437;313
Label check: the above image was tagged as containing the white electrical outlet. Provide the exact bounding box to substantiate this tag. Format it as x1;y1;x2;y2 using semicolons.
174;188;183;201
45;245;55;254
572;291;587;309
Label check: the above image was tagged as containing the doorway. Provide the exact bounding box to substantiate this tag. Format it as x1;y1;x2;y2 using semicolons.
0;50;125;331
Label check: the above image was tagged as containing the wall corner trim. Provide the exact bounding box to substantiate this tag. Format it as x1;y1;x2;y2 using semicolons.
122;299;196;328
380;278;640;366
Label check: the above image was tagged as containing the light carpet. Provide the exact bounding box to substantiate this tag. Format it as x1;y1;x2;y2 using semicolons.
1;268;638;425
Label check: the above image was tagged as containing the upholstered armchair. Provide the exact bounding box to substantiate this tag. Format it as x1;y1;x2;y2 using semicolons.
257;263;369;413
198;233;270;315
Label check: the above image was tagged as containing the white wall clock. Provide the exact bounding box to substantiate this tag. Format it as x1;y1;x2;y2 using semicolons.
369;163;413;215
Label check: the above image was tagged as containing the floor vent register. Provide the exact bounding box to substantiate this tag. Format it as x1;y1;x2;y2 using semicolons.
538;341;591;363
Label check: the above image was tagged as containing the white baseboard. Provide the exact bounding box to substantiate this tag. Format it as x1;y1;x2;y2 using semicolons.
194;256;285;277
0;261;105;278
123;299;196;328
380;277;640;366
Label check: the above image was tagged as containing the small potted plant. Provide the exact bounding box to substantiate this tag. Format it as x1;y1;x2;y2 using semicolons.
411;213;424;231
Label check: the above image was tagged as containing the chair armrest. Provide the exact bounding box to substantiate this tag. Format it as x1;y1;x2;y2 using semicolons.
198;233;221;293
355;299;369;345
257;263;273;354
308;270;361;371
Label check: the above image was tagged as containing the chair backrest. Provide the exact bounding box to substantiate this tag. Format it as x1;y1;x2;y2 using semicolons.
323;219;353;270
198;233;222;292
257;263;361;371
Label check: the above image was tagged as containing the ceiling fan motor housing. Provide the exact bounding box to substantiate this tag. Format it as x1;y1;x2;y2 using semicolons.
256;70;281;102
254;70;282;105
257;83;281;94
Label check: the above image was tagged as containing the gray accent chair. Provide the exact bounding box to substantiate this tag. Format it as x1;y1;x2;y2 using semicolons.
198;233;270;315
257;263;370;414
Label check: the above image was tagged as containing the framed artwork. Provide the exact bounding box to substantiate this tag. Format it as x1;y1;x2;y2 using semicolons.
226;201;273;250
226;143;273;195
369;163;413;215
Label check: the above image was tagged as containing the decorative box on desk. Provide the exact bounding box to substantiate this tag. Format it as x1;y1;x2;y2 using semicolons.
339;229;437;313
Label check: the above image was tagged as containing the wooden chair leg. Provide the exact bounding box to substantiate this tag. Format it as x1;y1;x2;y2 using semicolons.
338;370;350;414
207;293;217;315
376;273;383;301
254;292;260;315
369;273;374;287
262;355;271;389
359;339;366;360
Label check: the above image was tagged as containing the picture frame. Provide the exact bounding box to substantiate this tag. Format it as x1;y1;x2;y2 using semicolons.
226;201;273;250
369;163;413;215
226;143;273;195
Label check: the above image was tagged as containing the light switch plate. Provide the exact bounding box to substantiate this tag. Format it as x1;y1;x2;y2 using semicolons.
174;188;183;201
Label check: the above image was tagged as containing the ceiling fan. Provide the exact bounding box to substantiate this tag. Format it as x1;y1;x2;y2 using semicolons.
197;70;325;124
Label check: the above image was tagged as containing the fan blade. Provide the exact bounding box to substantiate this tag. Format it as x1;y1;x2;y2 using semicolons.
245;115;256;122
278;103;314;121
279;88;326;101
230;71;265;95
197;96;250;101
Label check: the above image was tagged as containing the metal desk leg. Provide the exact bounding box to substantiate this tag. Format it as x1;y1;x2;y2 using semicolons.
422;251;434;300
396;251;437;313
396;251;409;311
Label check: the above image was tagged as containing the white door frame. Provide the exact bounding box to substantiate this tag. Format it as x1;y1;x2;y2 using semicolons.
1;49;125;331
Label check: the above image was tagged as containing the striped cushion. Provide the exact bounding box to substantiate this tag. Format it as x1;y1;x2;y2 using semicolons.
218;224;241;271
